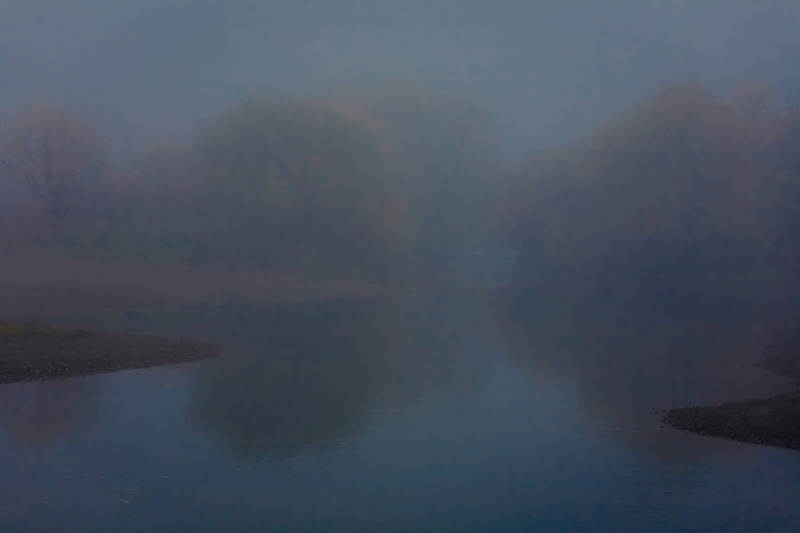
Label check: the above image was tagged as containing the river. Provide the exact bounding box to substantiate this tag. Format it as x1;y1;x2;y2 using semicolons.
0;274;798;531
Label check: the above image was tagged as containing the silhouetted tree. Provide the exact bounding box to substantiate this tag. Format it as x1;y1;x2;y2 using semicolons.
194;96;410;269
0;103;107;218
495;82;799;301
334;84;499;260
113;139;202;223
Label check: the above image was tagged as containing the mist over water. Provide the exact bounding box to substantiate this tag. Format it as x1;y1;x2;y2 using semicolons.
2;1;800;531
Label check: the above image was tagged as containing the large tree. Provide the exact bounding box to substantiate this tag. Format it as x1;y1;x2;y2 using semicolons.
0;103;107;218
194;96;410;268
333;84;499;259
495;82;798;298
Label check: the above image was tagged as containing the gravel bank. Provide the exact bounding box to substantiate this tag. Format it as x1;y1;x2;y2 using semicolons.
0;324;222;384
666;346;800;450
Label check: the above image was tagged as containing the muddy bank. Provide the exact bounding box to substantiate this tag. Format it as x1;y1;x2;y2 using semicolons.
0;324;222;384
666;346;800;450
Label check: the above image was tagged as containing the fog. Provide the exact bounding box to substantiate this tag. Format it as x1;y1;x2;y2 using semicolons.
2;0;800;368
2;3;800;530
2;1;799;162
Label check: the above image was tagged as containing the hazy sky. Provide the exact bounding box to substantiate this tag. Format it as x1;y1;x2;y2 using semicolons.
1;0;799;161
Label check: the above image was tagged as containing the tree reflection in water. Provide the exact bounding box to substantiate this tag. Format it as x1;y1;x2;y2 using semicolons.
185;294;488;461
492;286;800;459
186;300;397;459
0;378;104;447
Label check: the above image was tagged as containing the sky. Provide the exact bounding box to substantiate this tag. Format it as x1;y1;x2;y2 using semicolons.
1;0;799;162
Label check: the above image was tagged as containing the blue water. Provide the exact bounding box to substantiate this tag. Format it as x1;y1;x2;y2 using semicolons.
0;294;799;532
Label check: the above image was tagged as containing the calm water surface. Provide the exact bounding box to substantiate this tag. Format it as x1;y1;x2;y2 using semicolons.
1;287;799;532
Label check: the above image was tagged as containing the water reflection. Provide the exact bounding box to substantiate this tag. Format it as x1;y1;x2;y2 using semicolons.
187;300;397;458
184;295;490;460
373;291;490;411
493;287;800;457
2;290;799;531
0;377;104;447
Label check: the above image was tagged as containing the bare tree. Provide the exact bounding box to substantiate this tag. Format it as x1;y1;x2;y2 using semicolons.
0;103;107;218
783;87;800;137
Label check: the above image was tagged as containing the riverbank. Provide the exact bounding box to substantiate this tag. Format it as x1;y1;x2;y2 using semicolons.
666;346;800;450
0;252;386;384
0;322;222;384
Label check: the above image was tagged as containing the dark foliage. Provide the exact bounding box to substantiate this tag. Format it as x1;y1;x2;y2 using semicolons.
495;82;800;301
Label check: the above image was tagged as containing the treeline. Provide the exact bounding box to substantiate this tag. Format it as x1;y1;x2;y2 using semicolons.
4;81;800;289
0;85;497;275
495;82;800;303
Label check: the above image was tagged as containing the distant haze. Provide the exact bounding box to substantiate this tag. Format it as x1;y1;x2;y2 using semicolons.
2;0;799;162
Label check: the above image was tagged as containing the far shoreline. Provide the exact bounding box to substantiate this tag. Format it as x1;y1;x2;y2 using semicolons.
0;252;391;319
0;252;390;385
